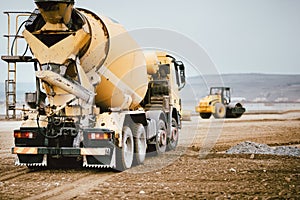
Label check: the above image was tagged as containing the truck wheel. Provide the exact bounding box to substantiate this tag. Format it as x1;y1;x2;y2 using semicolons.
200;113;211;119
116;126;134;171
156;119;167;154
213;103;226;118
133;123;146;165
167;118;179;150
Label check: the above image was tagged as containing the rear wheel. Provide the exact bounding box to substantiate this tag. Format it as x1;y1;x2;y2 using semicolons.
213;103;226;118
133;123;147;165
116;126;134;171
147;118;167;156
167;118;179;150
200;113;211;119
156;119;167;154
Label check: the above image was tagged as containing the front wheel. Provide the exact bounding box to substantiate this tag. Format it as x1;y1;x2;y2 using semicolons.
116;126;134;171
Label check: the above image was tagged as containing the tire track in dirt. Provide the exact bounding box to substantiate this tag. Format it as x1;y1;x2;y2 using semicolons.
0;168;28;182
224;118;300;123
0;150;9;154
23;171;117;200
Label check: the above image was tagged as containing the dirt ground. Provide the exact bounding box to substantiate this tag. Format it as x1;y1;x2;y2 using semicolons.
0;112;299;199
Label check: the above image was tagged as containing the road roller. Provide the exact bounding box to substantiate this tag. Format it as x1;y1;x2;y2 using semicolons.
195;87;246;119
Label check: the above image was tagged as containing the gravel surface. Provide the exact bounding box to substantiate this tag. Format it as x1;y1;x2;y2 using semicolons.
226;141;300;157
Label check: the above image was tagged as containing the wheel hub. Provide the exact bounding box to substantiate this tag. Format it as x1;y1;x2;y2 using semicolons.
171;126;178;141
158;130;167;146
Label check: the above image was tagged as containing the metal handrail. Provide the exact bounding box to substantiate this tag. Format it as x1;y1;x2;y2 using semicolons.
2;11;32;119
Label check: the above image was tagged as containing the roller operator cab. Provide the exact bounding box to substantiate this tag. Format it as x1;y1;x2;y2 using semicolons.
9;0;186;170
195;87;246;119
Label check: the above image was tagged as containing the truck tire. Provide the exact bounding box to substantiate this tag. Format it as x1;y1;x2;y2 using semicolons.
157;119;167;153
167;118;179;150
116;126;134;171
200;113;211;119
133;123;146;165
213;103;226;119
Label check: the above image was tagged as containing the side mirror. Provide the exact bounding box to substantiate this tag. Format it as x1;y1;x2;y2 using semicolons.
176;61;186;90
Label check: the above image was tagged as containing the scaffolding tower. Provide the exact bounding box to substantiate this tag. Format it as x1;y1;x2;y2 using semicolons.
1;11;36;119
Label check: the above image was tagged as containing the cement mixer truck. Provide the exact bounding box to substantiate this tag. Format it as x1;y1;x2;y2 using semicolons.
6;0;186;170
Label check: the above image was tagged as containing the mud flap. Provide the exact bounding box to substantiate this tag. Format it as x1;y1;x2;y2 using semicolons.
15;154;47;167
82;147;116;168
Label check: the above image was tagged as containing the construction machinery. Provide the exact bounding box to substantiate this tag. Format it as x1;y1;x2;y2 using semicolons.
195;87;245;119
3;0;186;170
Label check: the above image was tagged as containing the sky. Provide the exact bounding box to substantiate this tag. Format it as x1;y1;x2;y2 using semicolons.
0;0;300;83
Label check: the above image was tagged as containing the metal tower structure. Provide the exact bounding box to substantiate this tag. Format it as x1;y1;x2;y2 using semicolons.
1;11;35;119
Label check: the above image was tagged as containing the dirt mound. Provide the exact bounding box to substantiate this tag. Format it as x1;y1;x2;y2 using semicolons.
226;141;300;157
